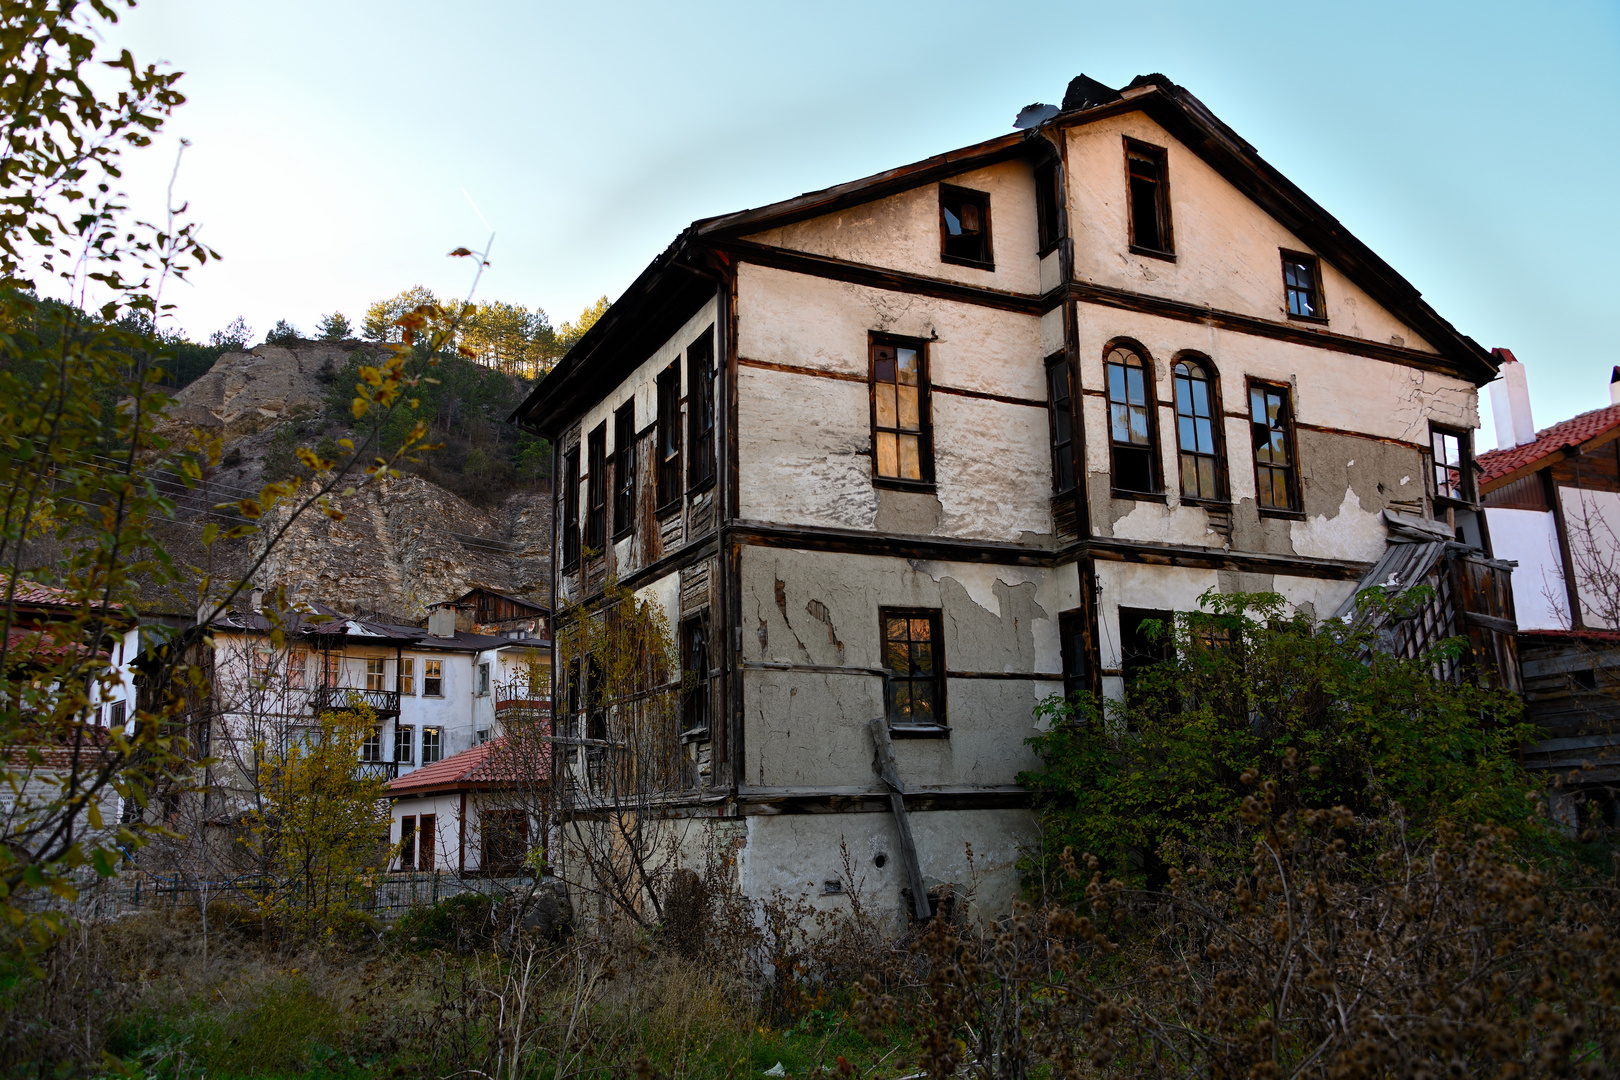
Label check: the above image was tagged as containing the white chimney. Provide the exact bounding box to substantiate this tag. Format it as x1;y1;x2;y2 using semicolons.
427;607;456;639
249;587;264;613
1610;366;1619;406
1489;349;1536;449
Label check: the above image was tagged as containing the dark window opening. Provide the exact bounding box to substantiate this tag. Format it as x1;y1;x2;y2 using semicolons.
687;329;716;491
399;815;416;870
562;447;580;569
481;810;528;875
1282;252;1324;320
1125;140;1172;255
656;362;682;510
585;423;606;553
1046;355;1075;493
1574;669;1599;692
586;657;607;742
1105;343;1158;494
1249;381;1299;512
939;184;992;267
1120;607;1173;692
870;338;932;484
561;658;581;742
1173;357;1222;501
1035;162;1061;251
612;402;636;540
1431;425;1473;504
881;608;945;730
681;613;711;733
1058;609;1088;701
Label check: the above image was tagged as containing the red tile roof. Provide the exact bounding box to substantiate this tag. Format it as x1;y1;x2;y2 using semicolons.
385;732;550;795
1478;403;1620;486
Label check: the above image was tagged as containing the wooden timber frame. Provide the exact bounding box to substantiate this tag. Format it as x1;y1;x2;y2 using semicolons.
513;74;1503;848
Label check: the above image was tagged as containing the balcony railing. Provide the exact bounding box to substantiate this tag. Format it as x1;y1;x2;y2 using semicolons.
355;759;400;782
310;686;402;718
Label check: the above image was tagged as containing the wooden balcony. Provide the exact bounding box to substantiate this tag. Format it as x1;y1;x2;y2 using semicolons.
355;759;400;782
310;686;402;719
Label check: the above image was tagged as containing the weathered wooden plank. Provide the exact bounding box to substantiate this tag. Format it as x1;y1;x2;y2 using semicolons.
869;717;933;921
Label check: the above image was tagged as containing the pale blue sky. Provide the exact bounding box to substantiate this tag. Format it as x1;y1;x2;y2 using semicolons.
113;0;1618;448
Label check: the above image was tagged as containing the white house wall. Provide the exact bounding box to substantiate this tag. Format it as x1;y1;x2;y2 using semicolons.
1561;487;1620;629
1484;508;1568;631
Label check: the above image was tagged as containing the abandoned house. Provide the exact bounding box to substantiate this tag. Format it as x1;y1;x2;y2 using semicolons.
512;72;1510;920
1479;355;1620;805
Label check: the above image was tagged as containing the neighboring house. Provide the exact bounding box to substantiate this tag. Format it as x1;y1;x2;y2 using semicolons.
383;732;549;875
1479;356;1620;798
512;72;1509;920
426;587;551;642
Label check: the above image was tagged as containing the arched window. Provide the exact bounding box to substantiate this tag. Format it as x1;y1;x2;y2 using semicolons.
1104;343;1158;494
1172;357;1222;501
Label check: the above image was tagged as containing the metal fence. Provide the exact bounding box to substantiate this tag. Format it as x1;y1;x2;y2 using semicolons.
17;870;539;922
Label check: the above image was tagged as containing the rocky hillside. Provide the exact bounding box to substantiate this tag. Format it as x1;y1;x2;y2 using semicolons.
153;340;551;620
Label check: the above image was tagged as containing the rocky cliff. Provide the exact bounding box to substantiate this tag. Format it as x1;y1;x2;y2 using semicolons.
154;340;551;620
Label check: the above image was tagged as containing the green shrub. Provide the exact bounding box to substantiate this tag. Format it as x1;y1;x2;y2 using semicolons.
388;893;495;953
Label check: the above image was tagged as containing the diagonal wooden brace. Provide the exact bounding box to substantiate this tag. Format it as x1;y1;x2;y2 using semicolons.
869;717;933;921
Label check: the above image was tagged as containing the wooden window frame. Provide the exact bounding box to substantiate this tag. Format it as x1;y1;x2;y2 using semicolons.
361;726;383;763
1103;339;1163;499
1035;161;1062;254
1429;423;1475;506
417;814;435;871
686;328;716;494
612;402;636;542
399;815;416;870
879;607;947;736
584;423;607;554
393;723;414;765
399;656;414;696
421;726;442;764
286;649;307;688
1045;351;1077;494
1124;138;1174;260
365;657;386;692
680;611;712;734
481;809;528;876
868;334;935;490
561;446;580;570
422;659;443;698
655;361;682;515
1280;250;1326;323
1171;353;1227;504
478;662;490;697
1058;609;1088;701
938;183;994;270
1248;379;1302;516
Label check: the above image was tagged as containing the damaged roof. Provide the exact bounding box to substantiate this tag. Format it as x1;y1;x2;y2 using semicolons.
210;602;516;652
1477;403;1620;491
512;72;1497;436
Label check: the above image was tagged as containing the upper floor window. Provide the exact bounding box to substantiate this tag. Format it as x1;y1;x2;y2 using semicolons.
681;612;711;734
585;423;607;553
1058;609;1087;701
1046;353;1075;493
687;329;716;491
656;361;682;511
1431;425;1473;504
1035;161;1062;252
399;657;415;696
322;651;343;688
1172;356;1223;502
561;446;581;569
1249;380;1300;512
1282;251;1324;321
421;726;442;764
612;402;636;541
361;727;383;762
880;608;945;732
394;724;414;765
870;337;933;486
423;658;443;698
366;657;386;692
478;662;490;697
108;700;127;728
1105;343;1159;494
287;649;307;688
939;184;992;268
1125;139;1172;257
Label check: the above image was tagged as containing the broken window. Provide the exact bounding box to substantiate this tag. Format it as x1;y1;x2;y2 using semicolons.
366;657;386;692
687;329;716;491
421;726;442;764
423;659;443;698
1046;353;1076;493
1035;161;1061;252
394;724;414;765
1105;343;1159;494
880;608;945;731
613;402;636;540
870;337;932;485
1058;609;1088;701
1173;356;1223;501
1119;607;1173;691
585;422;607;553
1430;425;1473;504
399;657;414;696
1249;381;1300;512
681;612;711;733
939;184;992;267
399;815;416;870
287;649;307;688
1125;139;1172;256
562;446;581;569
1282;251;1324;320
656;361;682;511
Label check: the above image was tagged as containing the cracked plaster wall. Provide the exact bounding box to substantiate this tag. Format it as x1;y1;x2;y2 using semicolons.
737;263;1050;542
743;159;1042;296
740;546;1068;791
1064;113;1436;352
